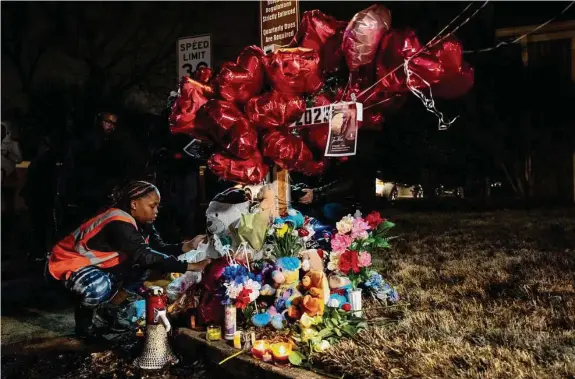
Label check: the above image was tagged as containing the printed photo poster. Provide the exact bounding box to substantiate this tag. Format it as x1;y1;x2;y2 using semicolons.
325;102;363;157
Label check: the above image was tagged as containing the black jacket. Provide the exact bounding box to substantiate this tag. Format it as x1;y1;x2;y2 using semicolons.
86;221;188;277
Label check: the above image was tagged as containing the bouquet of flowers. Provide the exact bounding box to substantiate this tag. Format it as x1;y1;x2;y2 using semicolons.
327;212;396;288
268;221;305;258
221;264;262;309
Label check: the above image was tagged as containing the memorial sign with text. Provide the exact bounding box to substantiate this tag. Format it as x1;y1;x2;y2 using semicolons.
260;0;299;54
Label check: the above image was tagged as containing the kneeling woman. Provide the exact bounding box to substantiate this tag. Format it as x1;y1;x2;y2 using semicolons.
47;180;210;338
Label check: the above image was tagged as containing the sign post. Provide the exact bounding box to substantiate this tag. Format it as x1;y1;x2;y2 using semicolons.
177;34;212;79
260;0;300;215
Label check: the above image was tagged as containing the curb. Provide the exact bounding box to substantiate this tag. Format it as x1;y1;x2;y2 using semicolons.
173;328;327;379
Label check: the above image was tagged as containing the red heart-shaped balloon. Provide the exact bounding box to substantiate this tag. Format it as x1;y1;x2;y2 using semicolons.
262;130;324;176
196;100;258;160
265;47;323;95
246;90;305;130
216;45;266;105
208;149;269;185
169;76;214;138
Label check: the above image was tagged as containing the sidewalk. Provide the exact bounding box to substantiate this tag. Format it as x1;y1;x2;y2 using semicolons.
1;272;75;347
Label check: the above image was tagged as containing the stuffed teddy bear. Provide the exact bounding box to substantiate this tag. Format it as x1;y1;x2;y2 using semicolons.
272;257;302;317
299;249;330;304
327;274;352;310
294;270;328;317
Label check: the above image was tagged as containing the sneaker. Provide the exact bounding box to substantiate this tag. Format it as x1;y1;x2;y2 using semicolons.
108;316;133;333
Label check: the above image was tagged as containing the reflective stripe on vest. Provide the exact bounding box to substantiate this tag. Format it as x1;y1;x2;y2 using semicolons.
48;208;137;280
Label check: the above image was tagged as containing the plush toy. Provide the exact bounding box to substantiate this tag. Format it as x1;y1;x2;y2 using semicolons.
251;306;286;330
272;257;302;315
201;188;251;260
299;249;330;304
327;274;352;309
295;270;328;317
274;208;305;229
299;249;325;272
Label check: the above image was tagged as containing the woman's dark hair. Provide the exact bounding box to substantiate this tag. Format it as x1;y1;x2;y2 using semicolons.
114;180;159;211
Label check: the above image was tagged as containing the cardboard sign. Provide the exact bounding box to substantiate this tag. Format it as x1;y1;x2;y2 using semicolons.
177;34;212;79
325;102;363;157
260;0;300;54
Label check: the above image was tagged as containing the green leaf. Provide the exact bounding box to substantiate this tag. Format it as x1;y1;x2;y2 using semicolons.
324;318;334;329
342;325;357;336
289;351;305;366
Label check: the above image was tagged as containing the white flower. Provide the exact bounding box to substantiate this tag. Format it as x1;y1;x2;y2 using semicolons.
244;279;261;292
327;298;340;308
248;289;260;302
318;340;331;352
225;283;242;299
327;261;338;271
336;215;354;234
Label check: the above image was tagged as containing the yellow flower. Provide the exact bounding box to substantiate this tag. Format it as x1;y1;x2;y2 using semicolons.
275;224;289;238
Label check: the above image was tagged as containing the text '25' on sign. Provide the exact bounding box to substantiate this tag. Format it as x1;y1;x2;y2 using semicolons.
289;105;331;128
177;34;212;79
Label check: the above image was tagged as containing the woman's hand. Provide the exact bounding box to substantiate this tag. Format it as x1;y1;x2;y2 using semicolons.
187;259;211;272
299;189;314;204
182;234;208;252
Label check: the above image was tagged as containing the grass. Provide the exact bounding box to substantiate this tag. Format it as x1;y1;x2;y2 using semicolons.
318;209;575;379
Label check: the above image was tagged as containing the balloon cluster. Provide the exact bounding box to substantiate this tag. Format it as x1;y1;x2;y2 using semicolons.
169;4;474;184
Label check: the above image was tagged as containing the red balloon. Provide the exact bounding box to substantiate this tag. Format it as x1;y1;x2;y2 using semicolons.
303;125;329;152
207;150;269;185
216;45;266;104
193;67;214;85
265;47;323;95
376;31;474;99
290;10;347;73
196;100;258;160
427;38;474;99
262;130;324;176
376;29;423;93
246;91;305;130
169;76;214;138
342;4;392;71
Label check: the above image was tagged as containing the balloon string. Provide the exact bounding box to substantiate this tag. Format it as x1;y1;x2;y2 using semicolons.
463;1;575;54
404;64;459;130
357;1;488;103
363;97;392;111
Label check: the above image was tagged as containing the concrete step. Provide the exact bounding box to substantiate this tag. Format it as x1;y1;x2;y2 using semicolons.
173;328;328;379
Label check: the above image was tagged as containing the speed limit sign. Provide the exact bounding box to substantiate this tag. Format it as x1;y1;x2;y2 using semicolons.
177;34;212;79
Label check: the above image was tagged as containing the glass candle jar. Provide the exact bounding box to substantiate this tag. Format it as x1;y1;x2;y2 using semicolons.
206;325;222;341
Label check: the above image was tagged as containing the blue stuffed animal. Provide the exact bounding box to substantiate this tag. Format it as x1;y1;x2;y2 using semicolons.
327;274;352;309
274;208;305;229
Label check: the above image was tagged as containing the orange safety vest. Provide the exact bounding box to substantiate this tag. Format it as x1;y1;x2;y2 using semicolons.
48;208;138;281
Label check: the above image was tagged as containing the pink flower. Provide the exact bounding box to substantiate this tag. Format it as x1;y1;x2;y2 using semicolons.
358;252;372;268
331;233;352;252
351;218;370;239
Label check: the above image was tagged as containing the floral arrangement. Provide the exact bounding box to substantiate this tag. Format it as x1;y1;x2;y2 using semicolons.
221;264;262;309
328;212;396;288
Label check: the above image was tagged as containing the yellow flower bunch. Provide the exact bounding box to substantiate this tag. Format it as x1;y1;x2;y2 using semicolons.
275;223;289;238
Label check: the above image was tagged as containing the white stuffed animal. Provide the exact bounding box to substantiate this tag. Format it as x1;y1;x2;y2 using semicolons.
179;188;250;263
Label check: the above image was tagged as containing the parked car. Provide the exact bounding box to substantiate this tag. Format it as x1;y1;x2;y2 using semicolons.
434;184;465;199
375;179;424;200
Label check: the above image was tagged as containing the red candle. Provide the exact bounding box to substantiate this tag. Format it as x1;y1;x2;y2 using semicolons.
251;340;270;360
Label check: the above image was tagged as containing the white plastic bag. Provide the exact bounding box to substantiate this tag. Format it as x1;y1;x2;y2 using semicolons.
166;271;202;303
